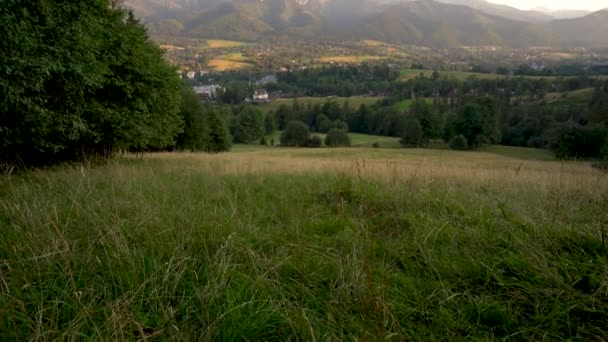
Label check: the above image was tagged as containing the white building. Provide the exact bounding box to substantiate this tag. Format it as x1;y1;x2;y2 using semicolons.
253;89;269;103
186;71;196;80
193;85;223;99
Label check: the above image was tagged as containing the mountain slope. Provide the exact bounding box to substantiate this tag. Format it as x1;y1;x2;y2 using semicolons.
547;10;608;48
351;1;555;47
435;0;553;22
125;0;608;49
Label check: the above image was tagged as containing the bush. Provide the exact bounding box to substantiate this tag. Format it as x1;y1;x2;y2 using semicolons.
550;125;608;159
325;129;351;147
280;121;310;147
449;135;469;150
400;117;424;147
308;135;323;148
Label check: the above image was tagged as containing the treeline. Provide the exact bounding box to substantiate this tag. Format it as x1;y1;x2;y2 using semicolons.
271;64;399;97
1;0;230;167
264;78;608;158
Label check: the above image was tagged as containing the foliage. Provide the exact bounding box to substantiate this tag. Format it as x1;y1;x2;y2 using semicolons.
451;99;497;149
449;134;469;150
229;107;265;144
308;135;323;148
400;117;425;147
550;125;608;159
176;86;208;151
206;109;232;153
219;81;250;104
280;121;310;147
325;129;351;147
264;112;276;134
1;0;183;165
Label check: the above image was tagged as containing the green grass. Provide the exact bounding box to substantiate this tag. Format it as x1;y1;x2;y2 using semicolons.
399;69;569;81
543;87;595;104
256;97;383;113
251;132;401;149
1;148;607;340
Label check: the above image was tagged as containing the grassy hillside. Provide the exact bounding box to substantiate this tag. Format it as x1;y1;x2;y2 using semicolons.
1;147;607;340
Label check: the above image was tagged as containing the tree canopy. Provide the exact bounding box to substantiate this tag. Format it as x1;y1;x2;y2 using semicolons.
1;0;185;165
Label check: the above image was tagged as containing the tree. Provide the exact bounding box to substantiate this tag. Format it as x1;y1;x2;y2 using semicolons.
265;112;276;134
230;107;265;144
275;104;292;130
449;135;469;150
176;86;207;151
280;121;310;147
451;100;497;149
206;109;231;153
1;0;183;165
325;129;351;147
219;81;249;104
400;117;424;147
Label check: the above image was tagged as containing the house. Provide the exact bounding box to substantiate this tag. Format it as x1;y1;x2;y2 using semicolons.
186;71;196;80
193;85;223;99
253;89;269;103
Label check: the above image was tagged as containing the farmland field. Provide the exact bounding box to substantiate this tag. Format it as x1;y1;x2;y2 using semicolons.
1;146;607;340
208;53;253;71
205;39;247;49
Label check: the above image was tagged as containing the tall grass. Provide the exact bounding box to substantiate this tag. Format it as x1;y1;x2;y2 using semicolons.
1;149;607;340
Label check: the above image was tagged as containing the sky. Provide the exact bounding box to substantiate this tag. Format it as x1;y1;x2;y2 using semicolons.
487;0;607;11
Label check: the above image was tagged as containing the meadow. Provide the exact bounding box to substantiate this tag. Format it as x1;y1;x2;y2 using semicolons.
256;96;384;114
317;56;386;64
1;146;607;340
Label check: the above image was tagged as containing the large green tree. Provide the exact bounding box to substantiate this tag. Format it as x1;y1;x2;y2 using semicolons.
1;0;182;165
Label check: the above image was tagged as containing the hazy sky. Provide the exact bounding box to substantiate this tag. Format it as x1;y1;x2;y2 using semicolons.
488;0;606;11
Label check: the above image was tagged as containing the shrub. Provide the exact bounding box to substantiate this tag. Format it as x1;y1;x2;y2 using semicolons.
308;135;323;148
550;125;608;159
280;121;310;147
449;135;469;150
325;129;351;147
400;117;424;147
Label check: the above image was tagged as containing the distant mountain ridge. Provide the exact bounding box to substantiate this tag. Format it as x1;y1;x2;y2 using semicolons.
125;0;608;48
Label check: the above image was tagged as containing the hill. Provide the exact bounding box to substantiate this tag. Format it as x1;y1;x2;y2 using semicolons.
351;1;555;47
547;10;608;48
172;0;322;40
125;0;608;48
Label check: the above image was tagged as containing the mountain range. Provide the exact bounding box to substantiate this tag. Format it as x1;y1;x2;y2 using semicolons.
125;0;608;48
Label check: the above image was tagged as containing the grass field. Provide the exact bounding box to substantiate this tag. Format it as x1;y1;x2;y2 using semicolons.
257;132;401;149
256;96;383;113
208;53;253;71
317;56;385;64
398;69;571;81
543;87;595;104
1;146;607;340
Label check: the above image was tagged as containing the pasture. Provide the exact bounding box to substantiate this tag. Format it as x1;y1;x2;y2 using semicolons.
1;146;607;340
